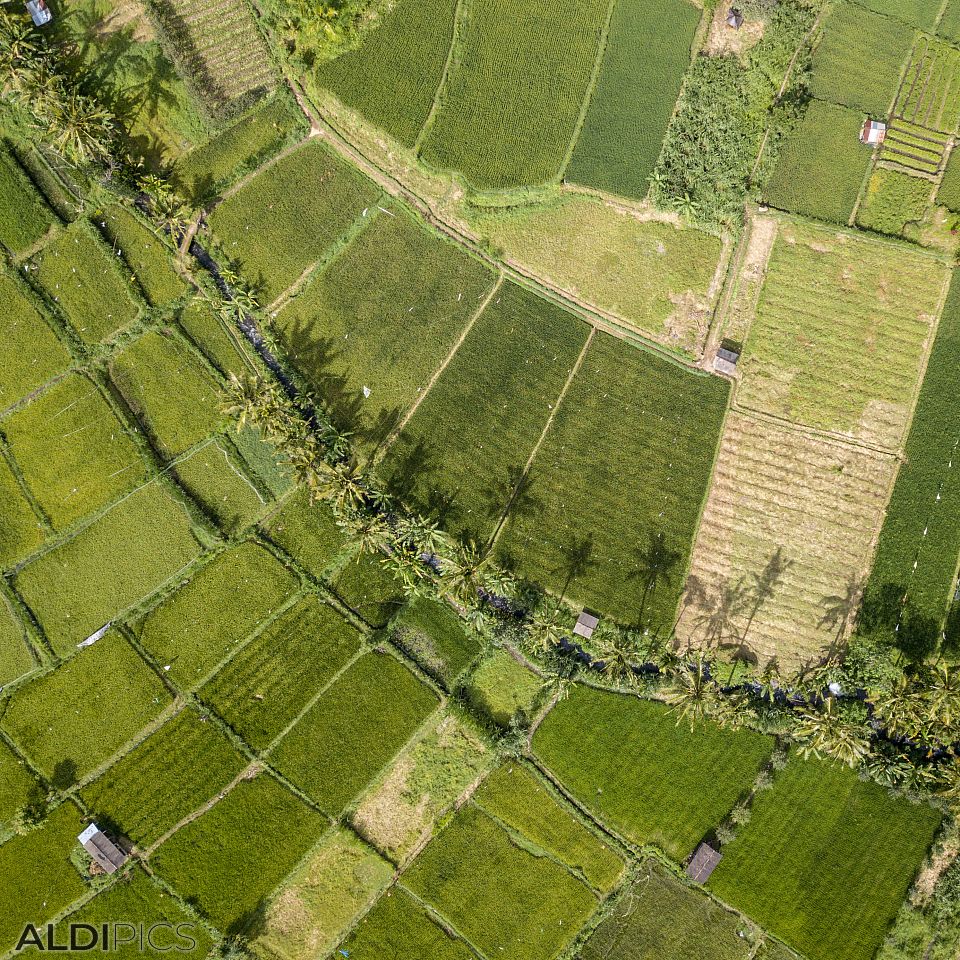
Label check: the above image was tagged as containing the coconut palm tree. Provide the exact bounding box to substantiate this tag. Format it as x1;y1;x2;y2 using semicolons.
339;512;390;556
665;655;716;729
525;600;567;654
439;540;491;606
596;631;639;690
795;699;870;768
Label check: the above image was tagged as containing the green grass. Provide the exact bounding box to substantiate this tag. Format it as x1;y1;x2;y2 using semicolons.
261;490;349;578
15;482;203;654
380;281;590;543
534;686;774;861
81;706;248;846
468;195;722;353
0;271;71;411
317;0;458;147
857;167;932;234
809;3;914;116
340;886;476;960
150;773;328;934
1;630;172;782
497;332;729;629
95;204;186;307
31;222;140;343
938;145;960;209
0;739;36;829
254;827;393;960
208;141;380;303
403;802;600;960
178;298;253;379
389;596;480;689
709;754;943;960
855;0;938;28
269;651;438;814
939;0;960;41
331;552;405;628
274;205;495;452
12;143;80;223
475;764;623;892
765;100;873;223
863;270;960;634
420;0;609;187
3;373;147;530
581;861;752;960
172;439;268;533
0;801;87;953
0;595;34;686
64;867;214;960
893;34;960;133
110;330;224;460
135;541;299;689
465;650;542;728
0;453;44;570
0;145;55;256
200;595;361;749
174;92;307;202
566;0;699;200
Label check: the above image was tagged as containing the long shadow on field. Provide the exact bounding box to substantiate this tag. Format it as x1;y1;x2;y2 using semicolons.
693;576;748;648
226;897;268;942
629;532;683;628
818;572;863;657
550;533;597;603
482;464;543;537
51;758;78;792
740;546;793;646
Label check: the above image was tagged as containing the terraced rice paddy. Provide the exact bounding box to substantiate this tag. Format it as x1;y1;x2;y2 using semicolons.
894;35;960;135
880;120;950;175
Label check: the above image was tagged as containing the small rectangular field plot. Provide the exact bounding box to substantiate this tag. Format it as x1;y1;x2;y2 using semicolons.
894;35;960;134
1;630;172;783
677;411;897;665
379;281;590;544
178;298;254;380
497;332;729;631
0;144;56;257
317;0;458;147
273;205;495;453
0;738;37;829
738;221;947;447
856;0;939;29
81;705;248;847
269;651;439;815
4;373;147;530
200;595;362;749
0;453;44;570
880;119;950;175
331;552;405;628
208;141;380;303
402;803;603;960
0;596;34;688
15;483;203;654
533;686;773;862
420;0;609;188
708;754;943;960
261;490;350;578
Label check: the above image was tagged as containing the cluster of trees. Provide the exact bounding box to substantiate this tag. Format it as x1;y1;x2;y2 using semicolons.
258;0;372;68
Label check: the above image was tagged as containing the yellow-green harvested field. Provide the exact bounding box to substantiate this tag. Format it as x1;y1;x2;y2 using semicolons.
737;222;948;448
467;194;724;354
677;411;897;664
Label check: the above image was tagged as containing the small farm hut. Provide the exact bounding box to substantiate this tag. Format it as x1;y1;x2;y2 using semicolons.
726;7;744;28
860;120;886;145
78;823;127;874
713;346;740;376
24;0;52;24
573;610;600;640
686;842;723;882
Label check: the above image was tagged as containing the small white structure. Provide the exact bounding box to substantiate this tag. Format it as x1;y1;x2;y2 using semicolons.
861;119;887;146
726;7;744;28
713;346;740;376
573;610;599;640
25;0;52;25
78;824;127;874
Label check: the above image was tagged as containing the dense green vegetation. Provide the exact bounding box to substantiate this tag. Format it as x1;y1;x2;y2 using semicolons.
0;145;56;255
178;299;252;379
261;489;349;577
0;739;37;827
332;551;405;626
0;455;44;569
856;0;938;29
938;148;960;210
0;599;33;687
857;168;932;235
465;650;543;728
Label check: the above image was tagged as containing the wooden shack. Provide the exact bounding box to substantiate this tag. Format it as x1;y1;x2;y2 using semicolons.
573;610;600;640
686;842;723;882
713;346;740;376
78;823;127;874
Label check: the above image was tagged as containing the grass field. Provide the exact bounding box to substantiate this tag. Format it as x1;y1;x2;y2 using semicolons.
0;595;33;686
0;145;55;256
4;373;147;530
940;0;960;40
737;221;946;447
0;271;71;411
0;454;44;569
110;330;224;460
270;651;438;814
274;206;495;452
420;0;609;187
31;222;139;343
857;167;933;235
403;802;600;960
2;630;171;782
468;194;722;353
0;738;36;828
15;483;203;654
474;764;623;892
200;595;361;749
856;0;938;28
864;270;960;633
135;541;299;689
81;706;248;846
566;0;700;200
938;146;960;209
317;0;458;148
894;35;960;134
464;649;543;728
809;3;913;116
261;490;349;578
208;142;379;303
677;411;898;664
497;332;729;629
151;773;327;933
331;551;405;627
581;862;752;960
178;298;253;379
380;281;589;543
764;101;873;224
709;754;942;960
534;686;773;861
254;828;393;960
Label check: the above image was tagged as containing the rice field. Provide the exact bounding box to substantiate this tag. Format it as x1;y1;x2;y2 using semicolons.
0;145;56;256
893;35;960;135
880;119;950;175
0;454;44;570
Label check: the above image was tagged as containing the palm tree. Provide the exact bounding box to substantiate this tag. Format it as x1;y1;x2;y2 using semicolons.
596;631;639;690
795;699;870;768
339;513;390;556
328;459;367;515
665;655;716;729
632;532;682;624
439;540;491;606
525;601;567;654
38;87;114;164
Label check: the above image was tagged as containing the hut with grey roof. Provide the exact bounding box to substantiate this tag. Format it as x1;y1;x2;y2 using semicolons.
78;823;127;874
686;842;722;883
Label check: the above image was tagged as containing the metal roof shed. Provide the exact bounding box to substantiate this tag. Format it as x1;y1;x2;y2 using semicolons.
713;347;740;376
686;842;723;883
573;611;600;640
78;823;127;874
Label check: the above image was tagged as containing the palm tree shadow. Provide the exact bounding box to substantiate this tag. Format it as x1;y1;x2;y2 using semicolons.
819;572;862;658
549;533;597;603
693;575;748;649
628;531;683;628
